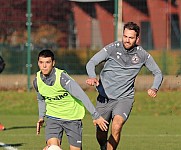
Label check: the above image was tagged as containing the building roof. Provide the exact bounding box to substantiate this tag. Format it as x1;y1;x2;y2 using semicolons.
69;0;109;2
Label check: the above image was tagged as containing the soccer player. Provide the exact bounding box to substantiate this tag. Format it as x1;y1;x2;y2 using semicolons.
86;22;163;150
33;49;108;150
0;55;6;131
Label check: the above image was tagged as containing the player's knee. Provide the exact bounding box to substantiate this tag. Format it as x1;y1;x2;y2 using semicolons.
47;138;60;146
113;123;123;134
112;117;124;133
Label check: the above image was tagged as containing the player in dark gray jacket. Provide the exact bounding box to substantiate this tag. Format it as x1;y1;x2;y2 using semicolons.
86;22;163;150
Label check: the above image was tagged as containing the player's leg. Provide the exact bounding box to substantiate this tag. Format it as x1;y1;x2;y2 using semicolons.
96;127;109;150
47;138;61;146
43;138;61;150
107;99;134;149
107;115;124;150
45;118;63;149
96;95;112;150
43;144;62;150
69;145;81;150
64;120;82;150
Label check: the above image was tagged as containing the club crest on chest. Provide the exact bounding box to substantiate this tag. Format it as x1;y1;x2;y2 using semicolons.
131;54;139;64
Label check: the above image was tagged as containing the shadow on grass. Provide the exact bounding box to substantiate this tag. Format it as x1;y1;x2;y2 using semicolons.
0;143;24;148
4;126;45;130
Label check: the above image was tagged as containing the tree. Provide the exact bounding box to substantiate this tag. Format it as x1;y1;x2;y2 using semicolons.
0;0;71;47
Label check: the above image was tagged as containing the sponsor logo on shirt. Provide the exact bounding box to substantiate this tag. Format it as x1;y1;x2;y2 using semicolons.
43;92;69;101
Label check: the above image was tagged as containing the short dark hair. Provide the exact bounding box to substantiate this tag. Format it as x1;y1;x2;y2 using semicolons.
38;49;55;61
123;22;140;37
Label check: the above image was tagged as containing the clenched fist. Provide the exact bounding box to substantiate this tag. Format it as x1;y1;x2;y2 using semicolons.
147;88;158;98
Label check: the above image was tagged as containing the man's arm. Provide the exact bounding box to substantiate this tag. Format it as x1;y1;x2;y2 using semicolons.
60;72;108;131
86;48;108;78
33;78;46;119
37;92;46;120
60;72;99;119
86;48;108;87
145;55;163;97
33;78;46;134
36;94;46;134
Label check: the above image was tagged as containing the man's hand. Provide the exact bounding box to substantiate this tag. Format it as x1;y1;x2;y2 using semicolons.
86;78;99;86
36;118;44;135
93;116;109;131
147;88;158;98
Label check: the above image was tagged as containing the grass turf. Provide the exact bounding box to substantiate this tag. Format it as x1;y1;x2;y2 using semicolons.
0;91;181;149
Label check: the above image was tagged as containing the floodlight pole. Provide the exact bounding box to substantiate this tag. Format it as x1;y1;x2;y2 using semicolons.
26;0;32;91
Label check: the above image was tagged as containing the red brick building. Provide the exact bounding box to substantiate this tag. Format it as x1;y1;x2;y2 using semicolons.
70;0;181;50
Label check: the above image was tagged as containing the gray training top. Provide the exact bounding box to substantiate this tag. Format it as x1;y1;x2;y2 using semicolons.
86;41;163;100
33;68;100;120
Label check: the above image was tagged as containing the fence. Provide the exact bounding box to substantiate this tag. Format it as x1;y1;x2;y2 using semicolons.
0;0;181;90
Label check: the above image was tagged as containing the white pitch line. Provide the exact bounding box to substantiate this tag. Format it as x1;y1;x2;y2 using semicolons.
0;142;18;150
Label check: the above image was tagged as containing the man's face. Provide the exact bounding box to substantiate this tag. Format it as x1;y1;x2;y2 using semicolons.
38;56;55;76
122;28;139;50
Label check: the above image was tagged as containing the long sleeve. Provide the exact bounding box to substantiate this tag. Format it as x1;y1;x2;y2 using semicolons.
86;48;108;78
33;78;46;119
60;72;100;120
37;92;46;119
145;55;163;90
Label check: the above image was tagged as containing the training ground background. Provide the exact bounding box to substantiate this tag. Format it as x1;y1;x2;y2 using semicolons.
0;75;181;91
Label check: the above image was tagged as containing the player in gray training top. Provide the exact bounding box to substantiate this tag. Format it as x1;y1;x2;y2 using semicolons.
86;22;163;150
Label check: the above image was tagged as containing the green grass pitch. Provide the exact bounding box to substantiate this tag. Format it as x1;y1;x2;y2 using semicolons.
0;91;181;149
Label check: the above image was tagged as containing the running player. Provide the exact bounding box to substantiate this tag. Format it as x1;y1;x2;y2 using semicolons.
86;22;163;150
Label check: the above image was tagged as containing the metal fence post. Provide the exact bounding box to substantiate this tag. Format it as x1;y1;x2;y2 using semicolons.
114;0;118;41
26;0;32;91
